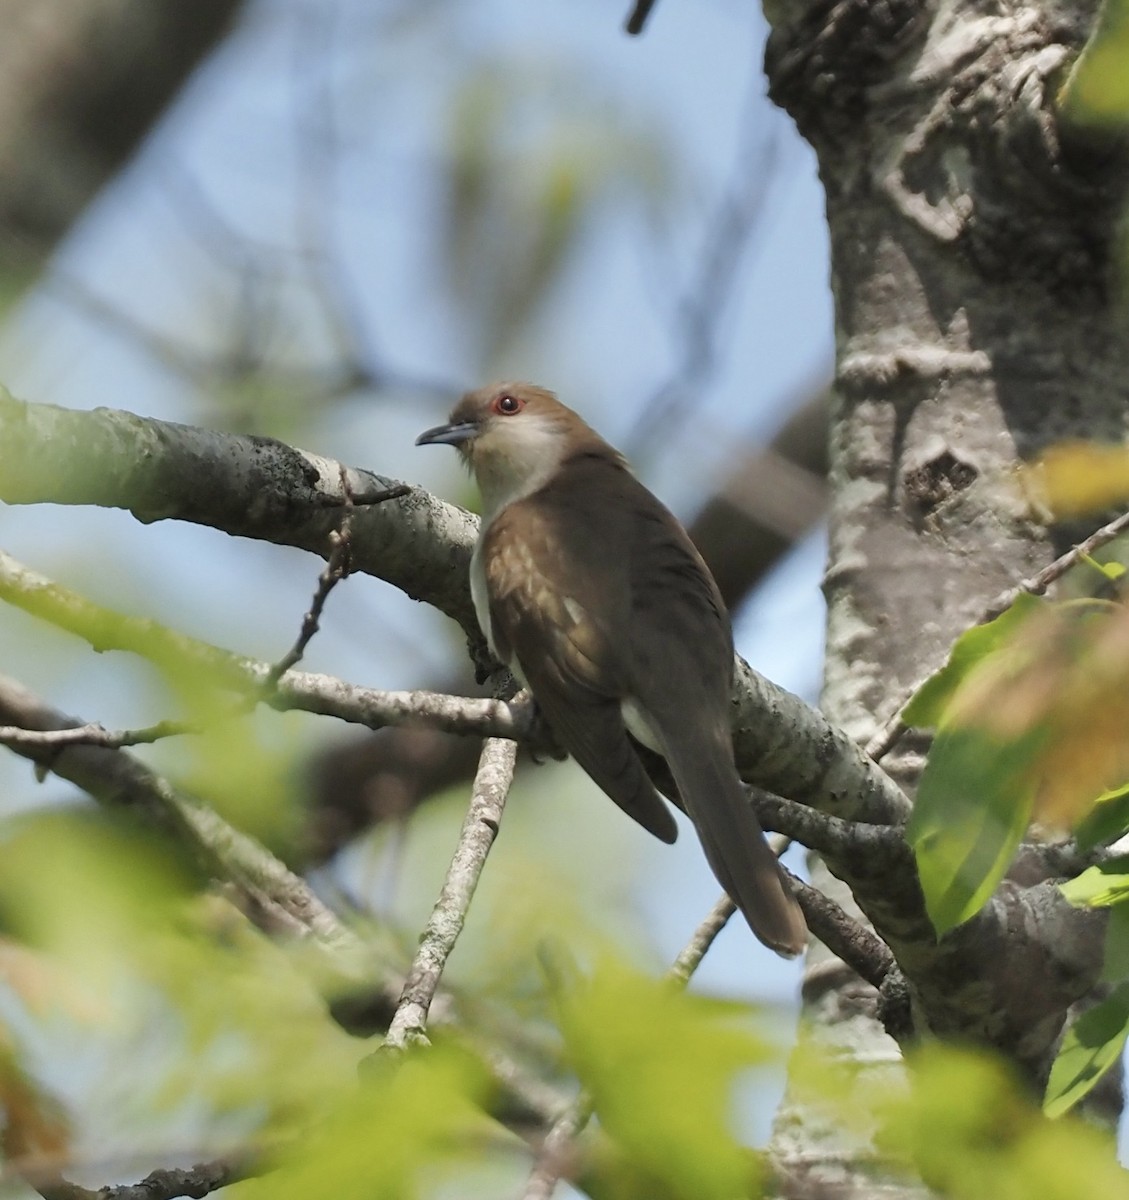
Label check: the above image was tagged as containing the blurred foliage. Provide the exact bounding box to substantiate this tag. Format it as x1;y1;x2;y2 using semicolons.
0;811;361;1161
551;957;771;1200
232;1041;511;1200
0;803;783;1197
0;555;308;847
886;1045;1129;1199
441;61;671;367
1059;0;1129;125
1022;442;1129;520
0;721;1127;1191
1053;870;1129;1115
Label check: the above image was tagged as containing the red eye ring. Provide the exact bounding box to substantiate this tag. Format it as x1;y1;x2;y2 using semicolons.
493;393;522;416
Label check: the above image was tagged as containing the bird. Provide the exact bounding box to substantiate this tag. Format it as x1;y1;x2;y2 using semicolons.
416;381;806;957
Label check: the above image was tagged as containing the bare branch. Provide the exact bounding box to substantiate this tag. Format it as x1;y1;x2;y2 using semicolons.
0;387;484;642
379;737;518;1053
266;466;357;683
31;1157;244;1200
624;80;780;463
0;508;907;835
667;893;739;988
782;868;894;992
0;719;196;750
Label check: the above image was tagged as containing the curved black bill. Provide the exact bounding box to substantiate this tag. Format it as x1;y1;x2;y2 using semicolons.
415;421;478;447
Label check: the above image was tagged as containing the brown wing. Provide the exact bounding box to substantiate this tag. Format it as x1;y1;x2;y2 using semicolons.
481;497;678;844
509;453;804;955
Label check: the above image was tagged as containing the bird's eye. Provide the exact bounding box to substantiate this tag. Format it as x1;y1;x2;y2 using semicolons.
494;393;522;416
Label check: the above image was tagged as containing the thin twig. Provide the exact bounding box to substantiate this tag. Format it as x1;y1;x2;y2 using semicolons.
982;507;1129;619
667;892;739;988
379;736;518;1054
291;3;382;387
266;467;356;685
624;77;778;462
865;507;1129;762
0;719;196;750
624;0;659;35
522;1096;593;1200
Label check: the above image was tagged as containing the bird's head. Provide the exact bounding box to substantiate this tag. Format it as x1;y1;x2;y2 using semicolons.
417;381;612;517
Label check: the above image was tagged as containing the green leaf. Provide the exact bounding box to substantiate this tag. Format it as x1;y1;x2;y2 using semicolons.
1060;856;1129;908
1044;982;1129;1117
1079;552;1127;583
1072;782;1129;851
553;959;771;1200
1100;903;1129;983
903;594;1045;728
908;727;1039;936
1060;0;1129;124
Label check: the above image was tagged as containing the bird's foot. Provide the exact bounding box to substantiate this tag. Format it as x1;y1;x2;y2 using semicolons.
523;699;568;764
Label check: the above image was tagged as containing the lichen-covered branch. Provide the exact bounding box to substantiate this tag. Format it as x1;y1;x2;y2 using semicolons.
380;736;517;1053
0;386;483;643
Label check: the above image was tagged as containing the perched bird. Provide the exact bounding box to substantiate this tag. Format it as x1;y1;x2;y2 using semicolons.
417;382;806;957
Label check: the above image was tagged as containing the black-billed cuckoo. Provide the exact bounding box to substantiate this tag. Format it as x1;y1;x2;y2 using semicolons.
417;382;806;957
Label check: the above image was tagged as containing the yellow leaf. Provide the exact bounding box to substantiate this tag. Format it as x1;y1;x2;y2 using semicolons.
1023;441;1129;519
939;600;1129;829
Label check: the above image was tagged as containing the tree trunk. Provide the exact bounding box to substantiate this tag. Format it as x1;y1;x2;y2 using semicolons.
763;0;1128;1190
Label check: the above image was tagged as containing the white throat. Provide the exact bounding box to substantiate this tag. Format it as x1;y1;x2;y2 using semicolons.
472;414;568;526
469;412;568;668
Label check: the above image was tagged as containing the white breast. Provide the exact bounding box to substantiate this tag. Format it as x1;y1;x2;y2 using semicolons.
469;535;493;653
621;698;663;755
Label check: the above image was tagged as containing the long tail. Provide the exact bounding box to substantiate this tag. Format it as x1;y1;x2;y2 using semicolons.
660;724;806;957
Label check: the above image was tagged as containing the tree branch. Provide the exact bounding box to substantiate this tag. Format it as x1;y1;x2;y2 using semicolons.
0;719;197;750
0;390;908;827
31;1157;244;1200
0;548;531;741
377;736;517;1054
0;387;483;644
783;868;894;992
